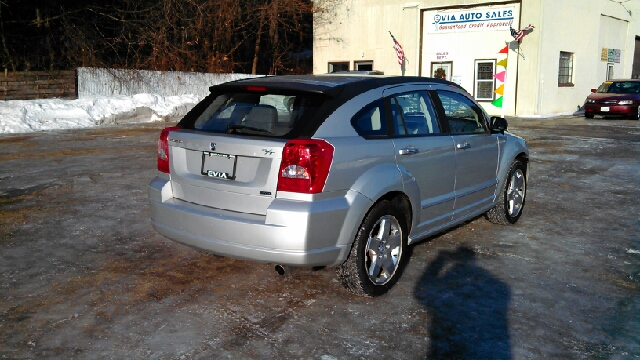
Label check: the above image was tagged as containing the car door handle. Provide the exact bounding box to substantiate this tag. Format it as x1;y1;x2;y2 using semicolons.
456;142;471;149
399;147;419;155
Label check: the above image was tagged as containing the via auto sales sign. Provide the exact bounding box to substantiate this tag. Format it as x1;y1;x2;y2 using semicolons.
428;7;515;33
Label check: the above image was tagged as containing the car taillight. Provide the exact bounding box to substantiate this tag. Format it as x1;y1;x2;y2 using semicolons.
157;126;180;173
277;139;334;194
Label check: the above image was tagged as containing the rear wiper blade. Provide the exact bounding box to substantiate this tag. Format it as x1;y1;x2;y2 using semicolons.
227;124;272;134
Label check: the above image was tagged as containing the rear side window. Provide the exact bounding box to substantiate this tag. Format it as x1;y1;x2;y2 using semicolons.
190;92;325;137
435;91;487;134
351;99;388;137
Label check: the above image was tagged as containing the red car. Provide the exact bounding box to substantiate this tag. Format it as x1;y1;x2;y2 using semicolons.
584;79;640;120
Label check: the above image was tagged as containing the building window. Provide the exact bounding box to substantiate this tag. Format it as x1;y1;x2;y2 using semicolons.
558;52;574;86
431;62;452;81
329;62;349;73
355;61;373;71
474;60;495;101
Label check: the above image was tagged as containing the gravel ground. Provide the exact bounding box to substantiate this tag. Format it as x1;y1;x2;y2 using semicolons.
0;115;638;358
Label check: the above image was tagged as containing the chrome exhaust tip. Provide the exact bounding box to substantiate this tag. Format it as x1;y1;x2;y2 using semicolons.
275;264;288;276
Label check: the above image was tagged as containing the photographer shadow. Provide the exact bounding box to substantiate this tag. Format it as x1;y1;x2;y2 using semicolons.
414;245;512;359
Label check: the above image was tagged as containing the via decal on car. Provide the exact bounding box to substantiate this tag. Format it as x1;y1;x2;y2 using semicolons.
206;171;234;179
262;148;275;156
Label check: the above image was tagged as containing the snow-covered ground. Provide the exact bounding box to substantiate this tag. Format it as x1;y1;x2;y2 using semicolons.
0;94;201;134
0;93;580;134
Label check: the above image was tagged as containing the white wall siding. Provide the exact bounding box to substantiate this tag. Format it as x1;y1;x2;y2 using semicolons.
313;0;640;116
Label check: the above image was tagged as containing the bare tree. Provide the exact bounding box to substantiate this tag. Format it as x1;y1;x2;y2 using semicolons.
0;0;321;74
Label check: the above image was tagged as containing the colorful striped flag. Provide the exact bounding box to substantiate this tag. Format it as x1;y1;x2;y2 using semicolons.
389;32;405;66
510;24;535;43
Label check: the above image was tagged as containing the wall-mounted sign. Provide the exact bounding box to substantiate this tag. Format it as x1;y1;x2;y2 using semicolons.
427;7;515;33
436;52;449;60
603;48;621;63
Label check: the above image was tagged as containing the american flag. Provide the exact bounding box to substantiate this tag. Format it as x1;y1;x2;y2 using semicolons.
389;32;405;66
510;24;535;43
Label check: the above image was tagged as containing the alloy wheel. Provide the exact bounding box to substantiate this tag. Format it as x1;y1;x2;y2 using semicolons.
364;215;402;285
506;169;526;217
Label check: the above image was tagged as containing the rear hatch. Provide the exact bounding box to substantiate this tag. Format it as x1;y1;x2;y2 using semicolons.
168;131;284;215
167;84;333;215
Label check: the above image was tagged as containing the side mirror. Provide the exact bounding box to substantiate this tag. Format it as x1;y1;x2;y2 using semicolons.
490;116;508;134
591;88;597;93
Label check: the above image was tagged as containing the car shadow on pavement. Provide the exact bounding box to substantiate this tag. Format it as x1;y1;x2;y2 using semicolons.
413;245;512;359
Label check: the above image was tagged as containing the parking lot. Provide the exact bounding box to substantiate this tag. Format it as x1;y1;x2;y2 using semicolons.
1;115;638;358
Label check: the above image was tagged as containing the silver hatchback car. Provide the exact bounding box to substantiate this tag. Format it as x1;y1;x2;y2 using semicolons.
148;75;528;297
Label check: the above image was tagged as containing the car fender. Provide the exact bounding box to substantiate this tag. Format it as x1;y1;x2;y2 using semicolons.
496;134;529;195
339;162;420;242
332;163;405;248
349;162;404;203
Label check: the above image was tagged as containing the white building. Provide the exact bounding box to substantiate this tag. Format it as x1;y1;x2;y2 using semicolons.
313;0;640;116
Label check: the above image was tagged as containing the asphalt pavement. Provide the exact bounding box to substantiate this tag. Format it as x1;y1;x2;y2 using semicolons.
0;115;638;358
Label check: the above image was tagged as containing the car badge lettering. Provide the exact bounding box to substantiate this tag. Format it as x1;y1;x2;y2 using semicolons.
210;143;216;151
262;148;275;155
207;171;230;179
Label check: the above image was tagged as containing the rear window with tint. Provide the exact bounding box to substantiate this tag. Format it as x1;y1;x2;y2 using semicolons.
188;92;326;137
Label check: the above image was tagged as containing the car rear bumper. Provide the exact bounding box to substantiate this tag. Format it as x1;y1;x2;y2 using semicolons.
148;176;368;267
584;104;638;116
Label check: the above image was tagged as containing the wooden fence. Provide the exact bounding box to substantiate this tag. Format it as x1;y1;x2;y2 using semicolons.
0;70;77;100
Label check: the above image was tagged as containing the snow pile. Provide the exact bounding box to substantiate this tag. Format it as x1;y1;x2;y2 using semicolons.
0;93;201;134
0;90;584;134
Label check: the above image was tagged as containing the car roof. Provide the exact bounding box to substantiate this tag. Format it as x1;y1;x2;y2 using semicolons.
330;70;385;75
210;74;459;98
603;79;640;82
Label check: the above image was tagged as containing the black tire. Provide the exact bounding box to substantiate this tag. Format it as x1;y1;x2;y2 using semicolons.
336;200;410;297
584;113;594;119
631;107;640;120
486;160;527;225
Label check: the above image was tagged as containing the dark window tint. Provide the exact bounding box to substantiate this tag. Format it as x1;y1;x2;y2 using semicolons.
390;97;406;136
597;81;640;94
392;91;440;135
190;92;325;137
351;99;388;137
436;91;486;134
